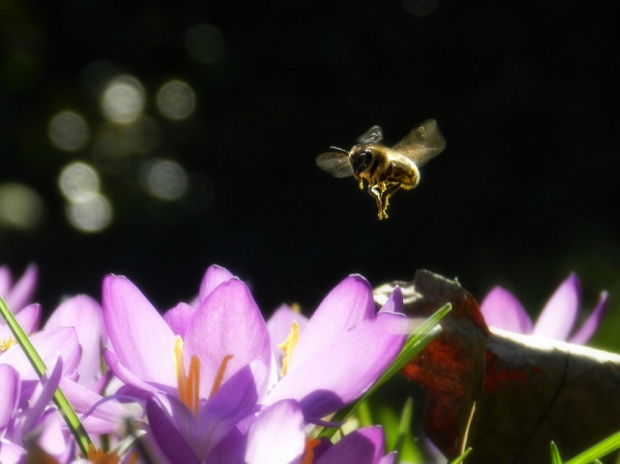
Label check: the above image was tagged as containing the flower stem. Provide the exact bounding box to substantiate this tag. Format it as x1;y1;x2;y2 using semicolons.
0;296;92;456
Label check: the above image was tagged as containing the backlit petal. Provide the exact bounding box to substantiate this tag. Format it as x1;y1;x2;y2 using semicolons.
532;273;580;339
102;275;176;386
480;286;533;333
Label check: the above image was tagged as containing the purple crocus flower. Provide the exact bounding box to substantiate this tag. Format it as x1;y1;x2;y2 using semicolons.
102;265;408;463
101;266;273;461
0;346;79;462
263;275;408;422
480;273;609;344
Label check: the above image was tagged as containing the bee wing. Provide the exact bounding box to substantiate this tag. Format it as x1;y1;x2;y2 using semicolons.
391;119;446;167
316;152;354;178
357;125;383;144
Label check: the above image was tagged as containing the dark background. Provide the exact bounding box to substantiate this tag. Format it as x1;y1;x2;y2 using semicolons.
1;0;619;347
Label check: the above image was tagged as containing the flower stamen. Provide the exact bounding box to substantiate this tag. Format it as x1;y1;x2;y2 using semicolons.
301;437;321;464
1;336;17;352
209;354;234;399
87;443;120;464
174;336;200;416
278;320;300;377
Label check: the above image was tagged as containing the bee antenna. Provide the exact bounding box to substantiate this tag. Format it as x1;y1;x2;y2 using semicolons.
329;146;350;155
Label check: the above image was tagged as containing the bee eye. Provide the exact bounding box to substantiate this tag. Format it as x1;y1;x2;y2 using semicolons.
351;149;373;174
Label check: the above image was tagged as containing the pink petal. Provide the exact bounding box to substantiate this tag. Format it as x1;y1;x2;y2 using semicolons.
0;266;10;294
291;275;374;369
245;400;305;464
22;356;64;434
0;364;19;429
266;312;407;419
146;397;201;464
185;278;271;399
316;426;385;464
198;265;235;304
532;273;580;340
569;290;609;344
378;286;403;314
0;303;41;339
102;275;176;386
59;377;130;434
44;295;106;385
1;327;80;381
480;287;533;333
163;302;195;338
4;264;38;312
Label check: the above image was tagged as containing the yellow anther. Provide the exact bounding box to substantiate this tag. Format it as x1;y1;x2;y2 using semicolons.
209;354;234;399
289;302;302;313
277;320;300;377
174;336;200;416
0;336;16;352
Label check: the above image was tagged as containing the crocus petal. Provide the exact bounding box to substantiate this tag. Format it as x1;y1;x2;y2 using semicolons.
266;312;408;420
0;441;25;463
0;364;19;429
1;327;80;381
0;266;10;294
207;428;244;464
143;365;261;463
532;273;580;339
316;426;385;464
198;265;235;304
22;356;64;434
378;286;403;314
44;295;106;385
480;287;533;333
289;275;375;370
0;303;41;339
244;399;305;464
380;452;397;464
185;279;271;399
196;363;261;457
4;264;38;312
146;397;201;464
163;302;195;338
35;413;67;457
102;275;176;386
59;377;132;434
103;349;171;397
569;290;610;344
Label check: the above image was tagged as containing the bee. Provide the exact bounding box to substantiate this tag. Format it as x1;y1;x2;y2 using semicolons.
316;119;446;219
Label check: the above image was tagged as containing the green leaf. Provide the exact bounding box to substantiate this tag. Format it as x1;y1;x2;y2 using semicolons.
392;396;414;462
550;441;564;464
0;296;91;456
561;430;620;464
448;447;473;464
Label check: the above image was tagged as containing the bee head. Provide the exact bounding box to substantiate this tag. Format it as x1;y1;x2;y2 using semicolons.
349;147;374;175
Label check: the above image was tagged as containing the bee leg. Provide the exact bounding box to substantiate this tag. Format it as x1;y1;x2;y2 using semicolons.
371;182;401;219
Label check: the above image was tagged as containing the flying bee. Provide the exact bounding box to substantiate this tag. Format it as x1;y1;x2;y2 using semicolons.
316;119;446;219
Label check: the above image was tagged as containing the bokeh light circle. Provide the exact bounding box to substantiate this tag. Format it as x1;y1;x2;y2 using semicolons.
65;193;113;233
58;162;100;201
142;159;188;200
156;80;197;121
100;75;146;124
0;183;45;230
48;111;90;152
